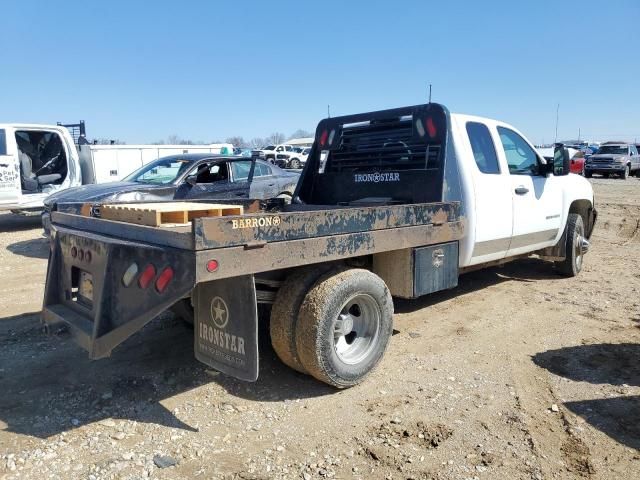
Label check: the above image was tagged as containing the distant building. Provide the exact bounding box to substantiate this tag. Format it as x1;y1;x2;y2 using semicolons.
287;137;314;147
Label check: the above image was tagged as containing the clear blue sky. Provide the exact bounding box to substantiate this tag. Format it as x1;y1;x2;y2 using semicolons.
2;0;639;144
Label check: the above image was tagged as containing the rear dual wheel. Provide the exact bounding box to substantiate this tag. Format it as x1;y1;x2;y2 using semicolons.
271;268;394;388
270;266;334;373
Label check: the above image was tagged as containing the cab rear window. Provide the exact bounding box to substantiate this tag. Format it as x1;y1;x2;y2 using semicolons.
466;122;500;174
0;129;6;155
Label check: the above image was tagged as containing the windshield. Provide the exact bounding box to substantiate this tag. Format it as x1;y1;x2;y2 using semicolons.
123;158;193;184
263;145;276;150
598;145;628;155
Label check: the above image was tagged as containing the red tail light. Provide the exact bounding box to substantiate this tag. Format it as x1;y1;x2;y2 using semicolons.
206;259;219;272
319;130;328;147
426;117;437;138
155;267;174;293
138;264;156;289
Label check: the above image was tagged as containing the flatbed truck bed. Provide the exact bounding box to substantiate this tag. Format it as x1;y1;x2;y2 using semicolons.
44;199;463;381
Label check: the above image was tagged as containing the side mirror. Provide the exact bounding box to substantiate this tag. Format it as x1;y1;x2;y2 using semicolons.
552;144;571;176
186;175;197;186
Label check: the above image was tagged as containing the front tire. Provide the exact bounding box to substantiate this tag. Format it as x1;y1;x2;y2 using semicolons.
289;158;301;169
295;269;393;388
556;213;586;277
584;170;592;178
621;166;630;179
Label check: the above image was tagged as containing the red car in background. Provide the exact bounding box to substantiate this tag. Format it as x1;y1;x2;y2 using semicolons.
569;149;586;175
538;147;585;175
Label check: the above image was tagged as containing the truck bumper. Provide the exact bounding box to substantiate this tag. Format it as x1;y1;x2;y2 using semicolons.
42;225;196;359
585;165;625;175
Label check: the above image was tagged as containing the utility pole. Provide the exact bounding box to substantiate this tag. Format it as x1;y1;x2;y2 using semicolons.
578;128;581;141
428;84;432;103
554;103;560;143
327;105;331;118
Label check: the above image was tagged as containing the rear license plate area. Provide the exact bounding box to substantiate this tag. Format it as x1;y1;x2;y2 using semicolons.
69;266;93;309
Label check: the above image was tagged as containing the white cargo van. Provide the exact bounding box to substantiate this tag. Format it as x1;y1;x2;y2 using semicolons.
0;123;232;214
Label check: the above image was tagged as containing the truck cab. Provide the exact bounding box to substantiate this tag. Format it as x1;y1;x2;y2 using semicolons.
449;114;595;268
0;124;81;213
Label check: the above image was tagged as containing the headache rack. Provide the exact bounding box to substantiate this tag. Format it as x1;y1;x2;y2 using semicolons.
295;103;451;206
328;116;441;172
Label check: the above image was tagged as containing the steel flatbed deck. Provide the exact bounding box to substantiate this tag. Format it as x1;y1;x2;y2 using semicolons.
51;200;463;280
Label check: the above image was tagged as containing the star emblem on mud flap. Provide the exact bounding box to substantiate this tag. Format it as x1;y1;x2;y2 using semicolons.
210;296;229;329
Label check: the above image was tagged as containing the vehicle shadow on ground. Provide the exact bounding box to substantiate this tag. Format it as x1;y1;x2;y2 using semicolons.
532;343;640;450
395;258;561;314
0;314;332;439
0;214;42;232
6;237;49;259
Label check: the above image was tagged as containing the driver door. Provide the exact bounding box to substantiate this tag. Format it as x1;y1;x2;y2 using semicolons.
497;127;563;257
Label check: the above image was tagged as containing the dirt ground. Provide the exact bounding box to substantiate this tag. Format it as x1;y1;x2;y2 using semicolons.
1;178;639;480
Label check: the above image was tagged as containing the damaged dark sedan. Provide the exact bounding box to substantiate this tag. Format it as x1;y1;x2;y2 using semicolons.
42;153;300;234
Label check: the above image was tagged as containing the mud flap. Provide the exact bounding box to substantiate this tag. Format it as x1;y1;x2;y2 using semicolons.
193;275;259;381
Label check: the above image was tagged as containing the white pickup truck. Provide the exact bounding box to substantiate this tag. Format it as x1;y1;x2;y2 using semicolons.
253;144;296;164
42;103;596;389
0;123;233;214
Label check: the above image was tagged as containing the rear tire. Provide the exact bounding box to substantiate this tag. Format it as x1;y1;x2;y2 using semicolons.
556;213;586;277
270;265;335;373
170;298;194;325
295;269;393;388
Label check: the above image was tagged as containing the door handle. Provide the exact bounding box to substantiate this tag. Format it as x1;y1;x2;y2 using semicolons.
515;186;529;195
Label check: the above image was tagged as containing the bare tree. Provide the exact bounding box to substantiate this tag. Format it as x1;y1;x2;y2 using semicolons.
226;136;247;148
249;137;265;148
165;135;206;145
266;132;286;145
288;129;312;140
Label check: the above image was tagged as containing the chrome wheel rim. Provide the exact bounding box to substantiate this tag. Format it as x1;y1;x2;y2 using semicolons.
575;227;585;270
333;293;380;365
